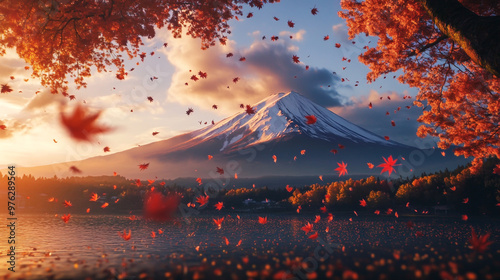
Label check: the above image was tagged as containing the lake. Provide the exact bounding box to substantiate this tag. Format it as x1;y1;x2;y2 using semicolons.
1;213;499;279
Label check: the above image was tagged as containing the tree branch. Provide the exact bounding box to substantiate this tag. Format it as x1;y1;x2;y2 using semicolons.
419;0;500;77
408;35;448;56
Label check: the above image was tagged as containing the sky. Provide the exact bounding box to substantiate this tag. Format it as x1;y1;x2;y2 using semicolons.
0;0;426;168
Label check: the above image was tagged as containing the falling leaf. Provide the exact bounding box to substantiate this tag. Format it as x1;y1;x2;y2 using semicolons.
60;105;112;142
63;200;72;207
359;199;367;207
367;163;374;169
143;191;180;221
196;195;210;206
152;131;159;136
301;222;313;234
323;35;329;41
287;20;295;28
311;7;318;15
138;163;149;171
463;198;469;204
314;215;320;223
90;193;100;202
69;166;82;173
245;105;256;115
214;202;224;211
258;216;267;224
469;228;493;253
369;102;373;109
384;136;390;140
377;156;400;176
208;155;213;160
216;167;224;175
61;214;71;223
103;146;110;152
186;108;194;115
214;217;224;228
335;161;348;176
272;155;277;163
286;185;293;192
308;232;318;240
292;55;300;63
118;229;132;241
335;43;341;48
305;115;317;124
1;84;13;93
196;178;202;185
101;202;109;208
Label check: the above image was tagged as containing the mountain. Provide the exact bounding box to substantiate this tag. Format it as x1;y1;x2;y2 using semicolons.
16;91;469;181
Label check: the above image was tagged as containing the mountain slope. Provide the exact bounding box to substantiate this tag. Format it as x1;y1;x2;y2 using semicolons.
15;91;469;180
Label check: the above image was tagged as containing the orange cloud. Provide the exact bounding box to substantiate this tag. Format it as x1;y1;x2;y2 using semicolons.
161;32;344;114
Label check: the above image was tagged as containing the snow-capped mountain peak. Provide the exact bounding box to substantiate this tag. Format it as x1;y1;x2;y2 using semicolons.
191;91;400;151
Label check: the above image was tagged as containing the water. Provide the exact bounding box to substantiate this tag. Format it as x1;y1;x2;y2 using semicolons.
1;213;499;279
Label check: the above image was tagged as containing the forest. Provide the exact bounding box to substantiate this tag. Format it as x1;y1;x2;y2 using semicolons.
2;158;499;217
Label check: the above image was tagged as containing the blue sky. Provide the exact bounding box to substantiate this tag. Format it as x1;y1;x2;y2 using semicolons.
0;0;427;168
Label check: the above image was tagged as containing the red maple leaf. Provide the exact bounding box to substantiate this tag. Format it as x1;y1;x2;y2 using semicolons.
308;232;318;240
311;7;319;15
90;193;100;201
314;215;320;223
367;163;374;169
152;131;159;136
214;202;224;211
286;185;293;192
287;20;295;28
214;217;224;228
1;84;13;93
196;195;210;206
335;161;348;177
226;52;233;58
271;35;279;41
258;216;267;224
60;105;112;142
138;163;149;170
469;228;493;253
305;115;317;124
61;214;71;223
147;96;153;102
292;55;300;63
63;200;72;207
359;199;367;207
377;155;400;176
245;105;256;115
118;229;131;241
69;166;82;174
103;146;110;152
233;77;240;83
335;43;341;48
143;191;180;221
216;167;224;175
301;222;313;234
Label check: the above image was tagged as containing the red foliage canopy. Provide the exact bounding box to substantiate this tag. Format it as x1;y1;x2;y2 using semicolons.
340;0;500;172
0;0;277;92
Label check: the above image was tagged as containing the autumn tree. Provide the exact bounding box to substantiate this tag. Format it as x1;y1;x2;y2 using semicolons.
340;0;500;172
0;0;275;92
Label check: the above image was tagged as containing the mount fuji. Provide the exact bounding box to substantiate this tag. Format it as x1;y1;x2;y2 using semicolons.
17;91;468;181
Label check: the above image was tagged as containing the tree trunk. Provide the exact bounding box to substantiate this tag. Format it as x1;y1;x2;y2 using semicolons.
419;0;500;77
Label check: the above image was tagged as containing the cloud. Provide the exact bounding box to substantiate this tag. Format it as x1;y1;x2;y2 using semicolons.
22;89;67;112
331;90;424;146
161;32;345;114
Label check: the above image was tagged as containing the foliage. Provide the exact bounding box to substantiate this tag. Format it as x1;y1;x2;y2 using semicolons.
339;0;500;172
0;0;276;92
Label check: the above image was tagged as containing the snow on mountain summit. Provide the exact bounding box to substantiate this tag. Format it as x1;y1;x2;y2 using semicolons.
191;91;400;151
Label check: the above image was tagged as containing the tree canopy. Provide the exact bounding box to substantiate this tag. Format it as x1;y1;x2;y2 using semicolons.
0;0;275;92
339;0;500;172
